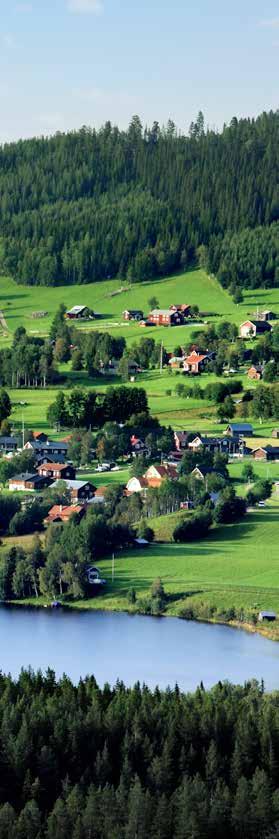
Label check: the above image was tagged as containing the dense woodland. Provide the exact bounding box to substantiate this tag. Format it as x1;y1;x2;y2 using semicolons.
0;675;278;838
1;110;278;288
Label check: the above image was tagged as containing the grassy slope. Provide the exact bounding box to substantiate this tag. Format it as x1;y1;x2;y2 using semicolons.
1;266;278;347
71;497;279;630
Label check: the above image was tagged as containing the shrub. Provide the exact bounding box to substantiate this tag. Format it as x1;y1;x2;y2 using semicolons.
173;507;213;542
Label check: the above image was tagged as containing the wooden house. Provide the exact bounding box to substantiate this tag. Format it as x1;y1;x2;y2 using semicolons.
169;304;192;316
225;423;253;437
49;479;96;501
44;504;86;525
38;462;76;480
144;463;178;487
183;350;209;374
148;309;185;327
252;446;279;461
122;309;143;321
65;306;92;320
247;365;263;381
9;472;51;492
126;476;148;494
0;436;18;452
272;429;279;439
239;320;272;338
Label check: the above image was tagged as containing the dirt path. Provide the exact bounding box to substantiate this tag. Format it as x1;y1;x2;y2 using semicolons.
0;310;8;331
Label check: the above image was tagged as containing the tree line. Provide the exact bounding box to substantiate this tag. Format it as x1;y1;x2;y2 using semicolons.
0;673;279;837
1;110;278;286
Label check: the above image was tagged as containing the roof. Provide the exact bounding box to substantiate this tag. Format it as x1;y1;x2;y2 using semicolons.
127;477;148;489
227;423;253;433
191;466;214;476
123;309;143;315
149;309;174;316
0;436;18;445
46;504;85;520
185;352;207;364
94;486;109;497
26;439;68;450
39;462;71;471
10;472;40;482
50;479;94;490
66;305;87;315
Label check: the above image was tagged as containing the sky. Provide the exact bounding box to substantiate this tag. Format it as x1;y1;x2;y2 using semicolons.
0;0;278;143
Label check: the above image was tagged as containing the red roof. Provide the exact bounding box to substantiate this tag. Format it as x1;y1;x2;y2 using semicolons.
185;352;207;364
39;462;69;472
94;486;109;497
45;504;85;522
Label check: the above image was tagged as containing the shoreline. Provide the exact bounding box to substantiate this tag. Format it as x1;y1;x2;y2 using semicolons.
5;598;279;643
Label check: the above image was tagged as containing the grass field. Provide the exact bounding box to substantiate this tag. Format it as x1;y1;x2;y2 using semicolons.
68;496;279;635
1;267;278;350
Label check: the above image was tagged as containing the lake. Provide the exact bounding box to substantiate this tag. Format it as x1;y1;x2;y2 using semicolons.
1;607;279;692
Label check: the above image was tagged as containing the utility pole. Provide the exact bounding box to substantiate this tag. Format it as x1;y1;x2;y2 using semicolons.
112;553;115;583
22;412;25;450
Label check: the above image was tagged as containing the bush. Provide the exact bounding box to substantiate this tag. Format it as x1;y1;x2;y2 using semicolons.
127;587;137;605
246;479;273;506
173;507;213;542
213;488;246;524
137;520;154;543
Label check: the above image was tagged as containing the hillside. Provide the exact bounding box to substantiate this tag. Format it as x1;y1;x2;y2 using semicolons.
0;110;278;287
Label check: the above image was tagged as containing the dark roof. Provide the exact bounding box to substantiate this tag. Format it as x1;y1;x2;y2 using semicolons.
10;472;38;482
0;436;18;445
252;321;272;332
227;423;253;433
28;439;68;450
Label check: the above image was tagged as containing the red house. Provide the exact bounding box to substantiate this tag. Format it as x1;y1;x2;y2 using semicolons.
183;350;209;374
148;309;185;326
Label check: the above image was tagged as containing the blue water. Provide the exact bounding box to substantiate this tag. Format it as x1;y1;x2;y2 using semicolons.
1;607;279;691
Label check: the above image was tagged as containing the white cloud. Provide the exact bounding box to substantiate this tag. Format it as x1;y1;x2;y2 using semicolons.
67;0;103;14
259;17;279;28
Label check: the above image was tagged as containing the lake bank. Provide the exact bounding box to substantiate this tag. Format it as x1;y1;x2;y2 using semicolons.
9;595;279;643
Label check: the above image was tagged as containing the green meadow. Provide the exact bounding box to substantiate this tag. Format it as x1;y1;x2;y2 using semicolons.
67;496;279;634
1;266;278;350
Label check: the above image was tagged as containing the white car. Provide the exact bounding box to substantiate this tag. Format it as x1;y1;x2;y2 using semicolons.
258;501;266;507
111;465;120;471
96;463;110;472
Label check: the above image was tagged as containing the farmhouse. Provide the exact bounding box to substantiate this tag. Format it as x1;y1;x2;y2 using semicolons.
144;463;178;487
24;439;68;462
9;472;51;492
130;435;150;457
252;446;279;462
44;504;86;525
122;309;143;321
239;320;272;338
247;365;263;381
191;466;215;481
169;304;192;316
183;350;209;374
65;306;92;320
272;429;279;439
148;309;185;326
225;423;253;437
49;479;96;502
259;310;276;322
38;462;76;480
0;436;18;452
188;435;241;455
174;431;189;451
126;476;148;494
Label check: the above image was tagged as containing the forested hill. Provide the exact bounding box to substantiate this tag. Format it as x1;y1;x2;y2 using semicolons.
1;110;278;287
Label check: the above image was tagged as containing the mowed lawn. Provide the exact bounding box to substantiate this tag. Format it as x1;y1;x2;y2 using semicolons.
1;266;278;348
77;498;279;619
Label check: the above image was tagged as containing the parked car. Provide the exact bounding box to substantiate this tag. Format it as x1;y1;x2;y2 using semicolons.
96;463;110;472
111;465;120;471
258;501;266;507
